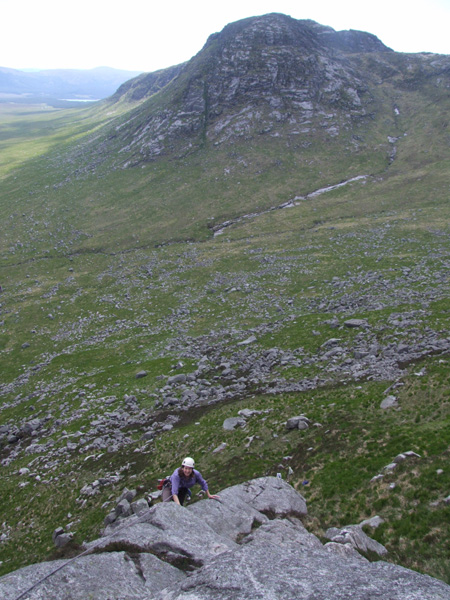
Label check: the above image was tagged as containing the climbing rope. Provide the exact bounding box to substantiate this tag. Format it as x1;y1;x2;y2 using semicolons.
10;503;158;600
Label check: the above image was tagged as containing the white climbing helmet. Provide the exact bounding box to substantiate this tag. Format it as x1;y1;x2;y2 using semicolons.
182;457;195;468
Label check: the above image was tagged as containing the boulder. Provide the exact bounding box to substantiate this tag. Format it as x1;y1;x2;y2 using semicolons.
135;371;148;379
115;498;132;518
212;442;227;453
237;335;257;345
88;502;237;567
131;498;150;516
344;319;368;328
222;417;246;431
118;488;137;503
324;541;369;561
52;527;65;544
286;416;302;429
380;395;398;409
168;374;187;385
238;408;262;418
217;476;307;518
21;419;42;435
286;415;310;430
53;533;72;549
359;515;384;529
325;525;388;557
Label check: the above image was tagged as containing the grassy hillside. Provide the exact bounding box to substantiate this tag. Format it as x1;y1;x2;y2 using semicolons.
0;63;449;589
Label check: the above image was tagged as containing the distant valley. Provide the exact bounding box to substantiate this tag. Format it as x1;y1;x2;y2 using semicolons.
0;66;144;107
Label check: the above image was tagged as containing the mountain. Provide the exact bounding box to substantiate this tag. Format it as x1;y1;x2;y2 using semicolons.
83;13;395;166
0;12;449;592
67;12;449;183
0;66;143;105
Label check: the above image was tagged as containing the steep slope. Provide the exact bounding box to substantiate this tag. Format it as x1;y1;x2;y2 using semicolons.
46;12;449;241
107;63;185;104
0;12;449;587
81;13;393;167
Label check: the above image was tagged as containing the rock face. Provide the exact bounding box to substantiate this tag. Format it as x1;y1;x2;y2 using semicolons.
81;13;396;168
1;477;449;600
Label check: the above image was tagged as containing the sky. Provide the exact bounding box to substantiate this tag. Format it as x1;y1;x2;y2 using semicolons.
1;0;450;73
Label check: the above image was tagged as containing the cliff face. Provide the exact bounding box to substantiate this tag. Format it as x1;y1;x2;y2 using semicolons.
110;13;388;164
86;11;449;172
1;478;449;599
62;12;450;175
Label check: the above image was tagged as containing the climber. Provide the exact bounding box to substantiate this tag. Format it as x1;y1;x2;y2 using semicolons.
162;457;220;505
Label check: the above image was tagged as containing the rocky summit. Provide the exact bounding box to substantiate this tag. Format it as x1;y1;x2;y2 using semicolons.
78;13;400;169
68;11;450;178
130;14;382;151
1;477;449;600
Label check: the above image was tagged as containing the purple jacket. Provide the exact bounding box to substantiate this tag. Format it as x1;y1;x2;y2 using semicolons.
169;468;208;496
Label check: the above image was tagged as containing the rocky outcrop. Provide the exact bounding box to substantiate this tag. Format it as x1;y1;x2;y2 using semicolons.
109;63;185;103
1;477;449;600
63;12;404;171
112;13;377;164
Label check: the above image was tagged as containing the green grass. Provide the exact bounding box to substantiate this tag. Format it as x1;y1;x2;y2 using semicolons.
0;51;449;586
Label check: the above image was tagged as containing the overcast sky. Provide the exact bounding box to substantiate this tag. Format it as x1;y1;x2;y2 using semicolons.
2;0;449;72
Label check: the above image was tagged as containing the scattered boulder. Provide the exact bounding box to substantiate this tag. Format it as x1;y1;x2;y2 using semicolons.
115;499;132;518
168;374;187;385
103;489;141;525
324;541;369;561
237;408;262;418
285;415;310;430
371;450;420;482
21;419;43;435
344;319;368;328
359;515;384;529
325;524;388;557
237;335;257;345
383;462;398;472
222;417;246;431
212;442;227;453
380;395;398;409
52;527;73;548
131;498;150;516
135;371;148;379
118;488;137;503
